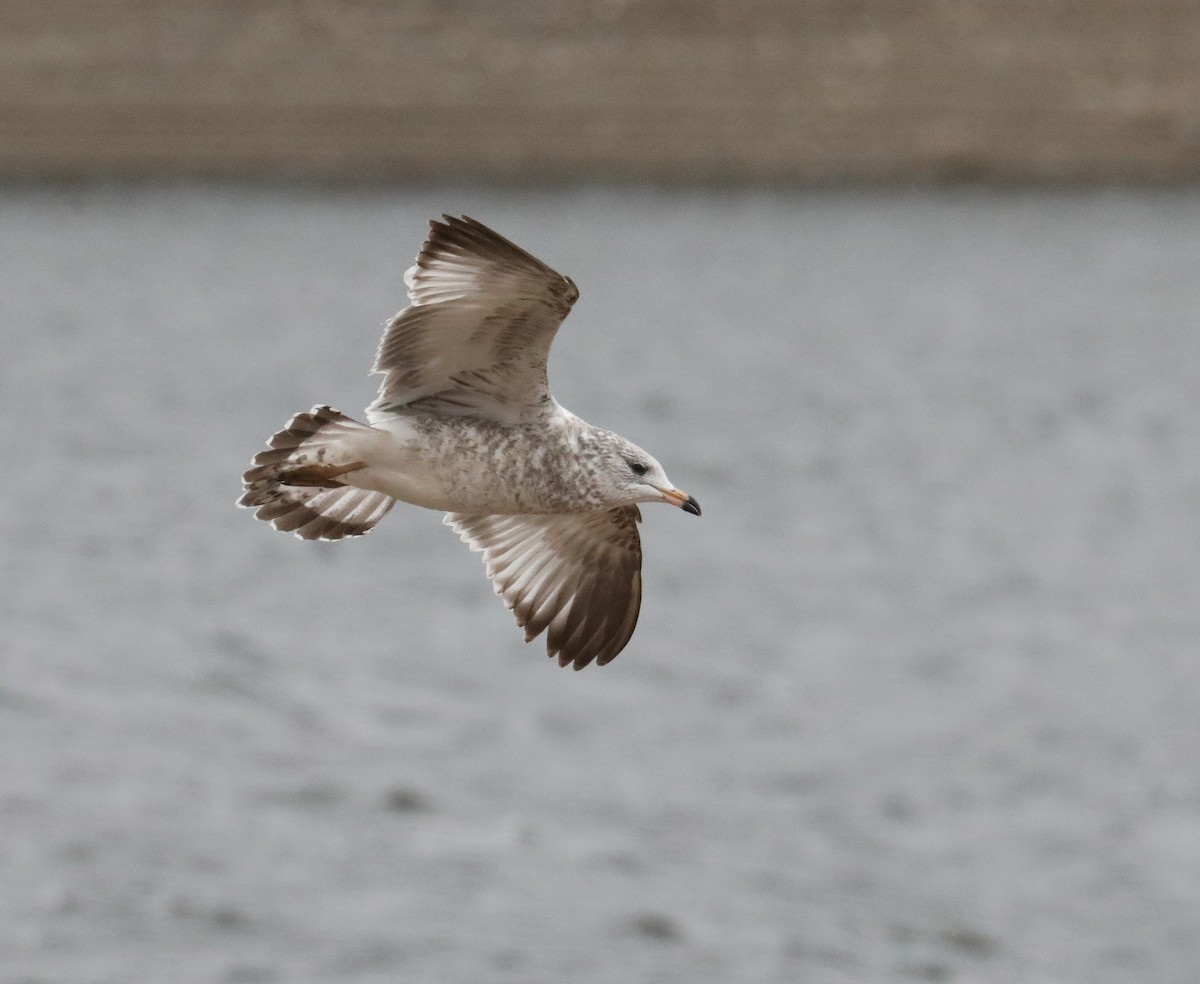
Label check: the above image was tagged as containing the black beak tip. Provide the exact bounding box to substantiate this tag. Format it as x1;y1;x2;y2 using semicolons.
682;496;702;517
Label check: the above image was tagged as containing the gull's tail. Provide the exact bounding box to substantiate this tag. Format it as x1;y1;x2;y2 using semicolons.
239;405;395;540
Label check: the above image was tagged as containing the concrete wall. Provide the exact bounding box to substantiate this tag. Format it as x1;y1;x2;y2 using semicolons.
4;1;1199;182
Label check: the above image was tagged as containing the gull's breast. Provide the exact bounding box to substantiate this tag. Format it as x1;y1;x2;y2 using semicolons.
357;413;593;515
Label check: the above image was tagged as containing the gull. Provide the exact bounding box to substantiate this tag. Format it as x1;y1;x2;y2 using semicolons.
239;215;700;669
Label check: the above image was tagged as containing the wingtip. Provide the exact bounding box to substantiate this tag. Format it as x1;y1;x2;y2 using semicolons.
434;213;473;233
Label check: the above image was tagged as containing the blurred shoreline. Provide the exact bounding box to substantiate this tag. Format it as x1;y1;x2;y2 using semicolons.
4;2;1200;183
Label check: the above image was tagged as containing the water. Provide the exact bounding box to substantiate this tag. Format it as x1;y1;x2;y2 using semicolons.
2;184;1199;983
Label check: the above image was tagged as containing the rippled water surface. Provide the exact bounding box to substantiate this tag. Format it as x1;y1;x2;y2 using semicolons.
2;185;1199;983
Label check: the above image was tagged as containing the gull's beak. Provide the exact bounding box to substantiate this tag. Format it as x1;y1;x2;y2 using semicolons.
659;487;702;516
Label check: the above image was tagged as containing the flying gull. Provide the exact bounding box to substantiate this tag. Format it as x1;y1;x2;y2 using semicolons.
239;215;700;669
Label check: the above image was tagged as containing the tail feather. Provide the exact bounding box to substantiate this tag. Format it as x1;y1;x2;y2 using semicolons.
239;405;395;540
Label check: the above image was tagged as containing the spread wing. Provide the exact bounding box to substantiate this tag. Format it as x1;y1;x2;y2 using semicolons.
367;215;579;424
445;507;643;670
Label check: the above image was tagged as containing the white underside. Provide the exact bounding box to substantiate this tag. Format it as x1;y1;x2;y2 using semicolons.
337;415;540;514
336;416;457;511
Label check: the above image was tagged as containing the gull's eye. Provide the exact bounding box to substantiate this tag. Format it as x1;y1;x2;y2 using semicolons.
627;460;648;478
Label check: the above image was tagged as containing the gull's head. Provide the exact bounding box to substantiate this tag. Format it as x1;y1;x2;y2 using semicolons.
598;434;701;516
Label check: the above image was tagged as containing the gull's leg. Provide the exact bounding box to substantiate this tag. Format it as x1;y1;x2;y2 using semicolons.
279;460;368;488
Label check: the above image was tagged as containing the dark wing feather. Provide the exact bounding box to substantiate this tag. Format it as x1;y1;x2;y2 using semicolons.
445;507;643;669
367;215;579;424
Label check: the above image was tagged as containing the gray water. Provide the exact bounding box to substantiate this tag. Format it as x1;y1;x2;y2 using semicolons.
2;185;1199;984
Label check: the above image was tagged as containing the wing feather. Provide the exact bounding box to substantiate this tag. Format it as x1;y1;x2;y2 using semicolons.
367;215;579;424
445;507;643;670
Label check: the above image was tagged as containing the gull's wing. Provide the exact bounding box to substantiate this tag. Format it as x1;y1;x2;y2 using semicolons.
367;215;579;424
445;507;643;669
